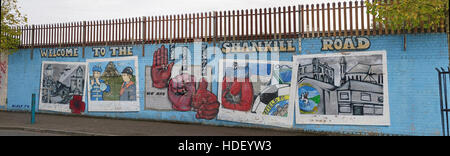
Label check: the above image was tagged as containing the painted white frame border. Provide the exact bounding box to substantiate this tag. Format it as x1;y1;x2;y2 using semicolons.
217;59;295;128
291;51;390;126
86;56;140;112
39;61;88;113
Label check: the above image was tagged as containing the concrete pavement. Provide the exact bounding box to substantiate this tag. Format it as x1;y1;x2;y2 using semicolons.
0;111;323;136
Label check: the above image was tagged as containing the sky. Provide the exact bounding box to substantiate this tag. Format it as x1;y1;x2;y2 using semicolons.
18;0;352;25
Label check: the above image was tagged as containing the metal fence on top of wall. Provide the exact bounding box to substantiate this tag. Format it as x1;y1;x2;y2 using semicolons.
7;0;449;49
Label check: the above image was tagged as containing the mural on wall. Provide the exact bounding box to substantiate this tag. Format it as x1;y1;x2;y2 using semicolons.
145;45;218;120
87;56;140;112
290;51;390;125
217;58;294;128
39;61;87;113
0;53;8;108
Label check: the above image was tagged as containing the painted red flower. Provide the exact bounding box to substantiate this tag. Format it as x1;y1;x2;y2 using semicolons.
70;95;85;114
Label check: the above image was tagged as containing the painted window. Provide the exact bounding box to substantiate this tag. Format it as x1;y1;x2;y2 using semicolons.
340;92;350;100
361;93;371;101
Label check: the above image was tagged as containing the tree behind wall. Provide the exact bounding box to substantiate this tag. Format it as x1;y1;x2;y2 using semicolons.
366;0;448;31
1;0;27;55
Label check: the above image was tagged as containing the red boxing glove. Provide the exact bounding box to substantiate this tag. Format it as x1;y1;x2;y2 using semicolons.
69;95;85;114
221;77;254;112
168;74;196;111
152;45;174;88
193;78;220;120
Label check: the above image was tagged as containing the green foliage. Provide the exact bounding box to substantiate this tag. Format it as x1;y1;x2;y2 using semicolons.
1;0;27;55
366;0;449;31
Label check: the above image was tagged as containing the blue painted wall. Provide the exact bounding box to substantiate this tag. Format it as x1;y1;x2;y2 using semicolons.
6;33;449;135
298;33;449;135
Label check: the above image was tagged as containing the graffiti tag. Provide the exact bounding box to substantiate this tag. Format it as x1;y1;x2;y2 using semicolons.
0;61;7;89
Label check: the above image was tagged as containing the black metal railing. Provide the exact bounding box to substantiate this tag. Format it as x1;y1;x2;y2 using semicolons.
436;67;450;136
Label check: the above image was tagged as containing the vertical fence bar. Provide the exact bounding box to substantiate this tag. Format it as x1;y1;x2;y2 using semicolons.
30;25;35;59
209;12;213;42
311;5;315;37
232;10;235;40
326;3;330;37
293;5;297;38
299;5;304;38
180;15;183;42
349;2;353;36
245;9;249;40
283;6;287;39
259;8;263;39
288;6;291;38
166;16;169;43
269;8;273;39
332;3;336;37
343;2;347;36
161;16;165;43
226;11;230;41
184;14;188;42
254;9;258;39
250;9;254;39
142;17;146;56
360;0;365;36
197;13;200;40
151;16;155;44
321;3;325;37
109;20;112;43
264;8;268;39
128;18;131;42
237;10;240;40
219;11;222;40
137;17;140;42
45;24;49;46
102;20;105;44
366;0;371;36
82;21;86;57
178;14;181;42
37;25;40;47
355;1;359;36
158;16;162;43
316;4;320;37
70;23;73;46
190;13;193;42
306;5;310;38
96;20;100;44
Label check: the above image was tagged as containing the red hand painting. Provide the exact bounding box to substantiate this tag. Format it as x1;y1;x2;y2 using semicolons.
193;78;219;120
151;45;174;88
168;74;196;111
221;77;254;112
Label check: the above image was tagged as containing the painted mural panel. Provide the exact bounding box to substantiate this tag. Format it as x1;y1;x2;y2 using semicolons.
87;56;140;112
290;51;390;125
145;65;212;110
144;45;217;120
0;53;8;109
39;61;87;113
217;59;294;128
